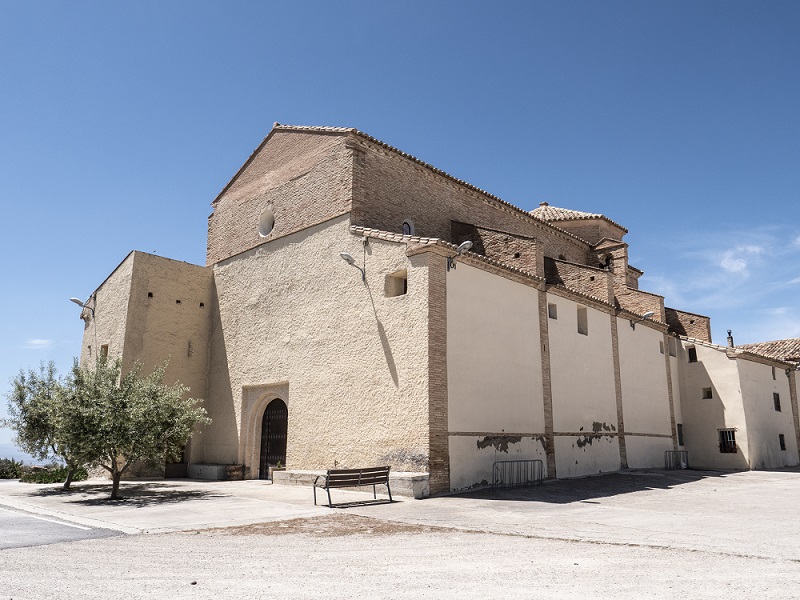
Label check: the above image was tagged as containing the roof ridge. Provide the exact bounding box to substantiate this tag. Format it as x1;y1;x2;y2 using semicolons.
531;202;628;234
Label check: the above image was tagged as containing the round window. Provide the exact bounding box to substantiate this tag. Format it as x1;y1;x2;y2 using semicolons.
258;207;275;237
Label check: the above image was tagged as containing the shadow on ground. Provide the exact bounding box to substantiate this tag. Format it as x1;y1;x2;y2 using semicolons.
457;469;733;504
30;482;227;507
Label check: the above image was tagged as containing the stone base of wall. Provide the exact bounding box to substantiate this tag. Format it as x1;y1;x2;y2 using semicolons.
187;463;244;481
272;469;430;499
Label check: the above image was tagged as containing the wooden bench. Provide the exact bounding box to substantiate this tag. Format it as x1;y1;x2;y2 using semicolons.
313;466;393;508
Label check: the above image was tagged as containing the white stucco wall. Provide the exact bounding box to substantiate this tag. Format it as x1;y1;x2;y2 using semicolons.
547;294;620;477
207;215;432;475
738;360;798;469
677;342;750;469
446;263;545;489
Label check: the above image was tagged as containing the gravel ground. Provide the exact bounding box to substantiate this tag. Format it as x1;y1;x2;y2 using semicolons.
2;512;798;599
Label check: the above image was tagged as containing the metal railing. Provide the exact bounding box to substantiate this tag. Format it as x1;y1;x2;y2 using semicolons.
492;459;544;489
664;450;689;470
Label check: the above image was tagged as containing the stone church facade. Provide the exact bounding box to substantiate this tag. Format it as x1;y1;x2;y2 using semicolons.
75;124;800;494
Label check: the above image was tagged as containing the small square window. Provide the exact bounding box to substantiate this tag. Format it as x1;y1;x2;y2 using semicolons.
772;366;776;380
385;270;408;297
548;303;558;320
779;434;786;451
719;429;737;453
677;424;684;446
577;306;588;336
688;347;697;363
774;393;781;412
659;341;665;354
702;387;712;399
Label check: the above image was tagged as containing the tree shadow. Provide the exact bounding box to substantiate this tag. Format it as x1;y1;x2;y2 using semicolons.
456;469;735;504
29;482;226;507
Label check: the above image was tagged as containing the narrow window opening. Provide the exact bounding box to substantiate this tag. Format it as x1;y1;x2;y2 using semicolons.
176;299;181;304
88;345;92;357
659;341;665;354
779;434;786;451
147;292;153;299
558;254;566;260
702;387;712;399
772;366;776;380
677;424;684;446
514;252;521;259
187;340;193;358
548;303;558;320
668;337;677;357
402;220;414;236
577;306;588;336
589;276;595;281
719;429;737;453
774;393;782;412
100;344;109;360
687;346;697;363
199;302;205;308
385;270;408;298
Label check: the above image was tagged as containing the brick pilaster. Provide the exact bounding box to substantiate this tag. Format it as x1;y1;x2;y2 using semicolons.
610;315;628;468
538;290;557;478
427;253;450;494
663;333;679;450
788;369;800;463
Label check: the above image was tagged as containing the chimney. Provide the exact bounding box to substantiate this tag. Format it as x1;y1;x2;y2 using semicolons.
727;329;734;347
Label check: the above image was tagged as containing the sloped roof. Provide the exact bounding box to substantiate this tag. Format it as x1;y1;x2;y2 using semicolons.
530;202;628;234
738;338;800;363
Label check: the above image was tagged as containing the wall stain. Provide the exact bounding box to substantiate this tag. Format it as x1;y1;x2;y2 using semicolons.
477;435;522;453
592;421;615;433
575;434;614;449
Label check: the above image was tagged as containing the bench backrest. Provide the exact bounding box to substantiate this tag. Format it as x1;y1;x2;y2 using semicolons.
326;466;390;488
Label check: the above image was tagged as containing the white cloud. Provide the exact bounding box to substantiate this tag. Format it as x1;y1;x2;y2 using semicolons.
793;235;800;248
23;339;53;350
718;245;764;274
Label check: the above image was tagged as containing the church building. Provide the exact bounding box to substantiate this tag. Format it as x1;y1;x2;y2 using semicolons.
74;124;800;495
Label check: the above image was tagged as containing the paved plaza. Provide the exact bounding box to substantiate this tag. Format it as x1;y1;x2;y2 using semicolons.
1;468;799;598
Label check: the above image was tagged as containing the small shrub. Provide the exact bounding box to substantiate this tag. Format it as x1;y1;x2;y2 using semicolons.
20;465;88;484
0;457;24;479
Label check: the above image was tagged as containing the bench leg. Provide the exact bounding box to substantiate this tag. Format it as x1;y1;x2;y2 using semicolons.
327;487;333;508
387;482;393;503
373;484;377;500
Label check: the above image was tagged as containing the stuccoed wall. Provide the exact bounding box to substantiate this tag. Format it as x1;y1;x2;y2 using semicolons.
79;253;135;367
546;293;621;477
121;253;213;463
677;342;750;469
738;360;798;469
207;215;431;475
446;263;546;489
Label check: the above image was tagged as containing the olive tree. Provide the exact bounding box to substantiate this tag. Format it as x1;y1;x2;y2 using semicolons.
3;362;86;489
63;358;210;499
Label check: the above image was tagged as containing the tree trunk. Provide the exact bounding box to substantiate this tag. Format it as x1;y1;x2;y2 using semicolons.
62;466;75;491
110;467;122;499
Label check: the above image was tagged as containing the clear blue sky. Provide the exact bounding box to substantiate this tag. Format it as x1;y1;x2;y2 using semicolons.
1;1;799;457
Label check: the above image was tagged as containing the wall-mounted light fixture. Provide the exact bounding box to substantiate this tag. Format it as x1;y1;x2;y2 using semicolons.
339;252;365;282
630;310;655;330
69;297;95;318
447;240;473;271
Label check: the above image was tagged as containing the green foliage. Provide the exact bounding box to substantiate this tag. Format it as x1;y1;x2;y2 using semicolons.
20;465;88;484
62;357;210;498
0;457;24;479
4;357;210;498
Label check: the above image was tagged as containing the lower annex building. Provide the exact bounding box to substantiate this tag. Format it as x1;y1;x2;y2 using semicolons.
74;124;800;495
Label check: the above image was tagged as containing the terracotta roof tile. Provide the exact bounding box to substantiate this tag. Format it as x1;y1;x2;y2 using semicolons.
530;202;628;233
738;338;800;363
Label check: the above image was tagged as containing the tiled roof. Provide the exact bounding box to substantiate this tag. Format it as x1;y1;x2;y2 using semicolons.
681;336;796;367
529;202;628;234
738;338;800;363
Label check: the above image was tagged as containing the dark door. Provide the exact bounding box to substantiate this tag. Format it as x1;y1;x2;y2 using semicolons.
259;398;288;479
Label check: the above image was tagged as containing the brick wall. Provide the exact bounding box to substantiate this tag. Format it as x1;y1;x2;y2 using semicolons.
665;307;712;342
550;219;625;246
350;138;591;265
207;131;353;265
615;288;666;321
451;221;542;277
544;257;613;302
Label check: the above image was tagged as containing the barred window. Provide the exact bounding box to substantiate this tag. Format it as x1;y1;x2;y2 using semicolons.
719;429;737;453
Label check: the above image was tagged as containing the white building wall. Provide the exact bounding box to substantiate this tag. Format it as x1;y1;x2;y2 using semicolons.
677;342;751;469
738;360;799;469
616;319;673;468
207;215;432;474
547;294;620;477
446;263;546;490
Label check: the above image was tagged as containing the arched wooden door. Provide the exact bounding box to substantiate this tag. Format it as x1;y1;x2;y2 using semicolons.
259;398;288;479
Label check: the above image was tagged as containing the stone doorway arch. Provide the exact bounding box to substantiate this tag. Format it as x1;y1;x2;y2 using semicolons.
259;398;288;479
